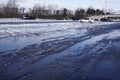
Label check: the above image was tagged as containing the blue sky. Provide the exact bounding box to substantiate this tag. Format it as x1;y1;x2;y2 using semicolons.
0;0;120;11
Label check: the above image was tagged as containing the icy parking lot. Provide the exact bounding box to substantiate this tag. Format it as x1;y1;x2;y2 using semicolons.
0;19;120;80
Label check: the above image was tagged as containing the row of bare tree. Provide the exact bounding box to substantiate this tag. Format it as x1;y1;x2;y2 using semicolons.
0;0;20;18
0;0;111;19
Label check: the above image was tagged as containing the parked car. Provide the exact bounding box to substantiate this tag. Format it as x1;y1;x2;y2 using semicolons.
94;19;99;21
72;17;79;20
22;15;36;20
56;17;65;20
100;18;111;22
79;18;94;23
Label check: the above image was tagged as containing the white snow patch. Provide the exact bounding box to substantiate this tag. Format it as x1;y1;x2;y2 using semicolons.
106;30;120;39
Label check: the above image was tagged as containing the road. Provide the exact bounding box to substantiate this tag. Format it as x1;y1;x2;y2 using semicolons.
0;21;120;80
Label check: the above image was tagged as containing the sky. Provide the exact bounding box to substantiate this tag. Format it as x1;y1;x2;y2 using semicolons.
0;0;120;11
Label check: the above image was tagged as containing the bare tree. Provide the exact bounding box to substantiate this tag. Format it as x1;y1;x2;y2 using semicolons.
0;4;4;17
3;0;19;18
75;8;85;18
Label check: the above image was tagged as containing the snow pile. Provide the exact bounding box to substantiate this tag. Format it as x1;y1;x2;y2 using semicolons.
0;20;117;39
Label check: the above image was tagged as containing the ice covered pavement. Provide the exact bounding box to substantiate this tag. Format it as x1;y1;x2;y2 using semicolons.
0;21;117;52
0;20;120;80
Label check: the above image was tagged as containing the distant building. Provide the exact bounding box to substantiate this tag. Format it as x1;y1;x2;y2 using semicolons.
89;14;120;21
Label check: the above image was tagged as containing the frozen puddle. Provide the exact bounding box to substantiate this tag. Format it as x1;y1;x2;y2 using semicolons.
0;36;42;52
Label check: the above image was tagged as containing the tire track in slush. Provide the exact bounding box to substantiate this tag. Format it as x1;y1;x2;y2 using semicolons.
10;33;108;80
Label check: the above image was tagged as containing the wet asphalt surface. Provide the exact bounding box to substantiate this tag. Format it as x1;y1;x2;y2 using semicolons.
0;22;120;80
